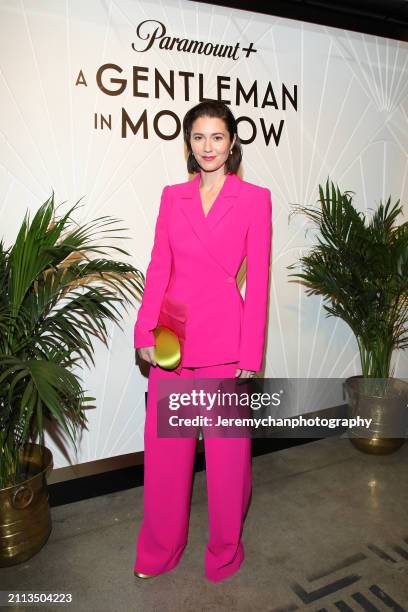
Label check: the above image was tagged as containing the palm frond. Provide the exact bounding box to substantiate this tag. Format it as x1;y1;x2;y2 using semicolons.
0;193;145;487
288;178;408;377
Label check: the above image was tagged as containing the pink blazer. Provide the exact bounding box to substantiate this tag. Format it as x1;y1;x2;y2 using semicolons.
134;171;272;372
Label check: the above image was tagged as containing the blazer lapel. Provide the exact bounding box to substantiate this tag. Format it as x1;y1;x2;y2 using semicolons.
179;172;241;275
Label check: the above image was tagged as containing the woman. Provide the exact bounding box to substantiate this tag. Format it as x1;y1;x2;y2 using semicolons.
133;100;272;583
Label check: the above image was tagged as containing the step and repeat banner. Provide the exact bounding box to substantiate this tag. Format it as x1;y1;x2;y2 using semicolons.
1;0;407;467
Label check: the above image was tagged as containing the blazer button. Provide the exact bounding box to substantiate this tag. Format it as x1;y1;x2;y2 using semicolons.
226;276;234;283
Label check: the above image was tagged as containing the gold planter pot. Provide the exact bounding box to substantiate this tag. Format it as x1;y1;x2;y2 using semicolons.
344;377;408;455
0;443;53;567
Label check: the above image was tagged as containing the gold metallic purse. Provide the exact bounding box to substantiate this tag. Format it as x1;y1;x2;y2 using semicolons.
153;326;181;370
154;294;188;371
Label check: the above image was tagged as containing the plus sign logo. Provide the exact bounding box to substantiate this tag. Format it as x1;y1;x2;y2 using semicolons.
131;21;259;62
242;42;257;58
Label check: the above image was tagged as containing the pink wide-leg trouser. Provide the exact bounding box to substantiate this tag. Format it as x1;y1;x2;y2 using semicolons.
133;361;252;582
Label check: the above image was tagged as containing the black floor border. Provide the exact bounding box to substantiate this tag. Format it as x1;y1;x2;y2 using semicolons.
48;437;320;507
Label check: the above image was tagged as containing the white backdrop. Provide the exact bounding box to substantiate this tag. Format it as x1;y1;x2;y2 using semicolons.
1;0;407;468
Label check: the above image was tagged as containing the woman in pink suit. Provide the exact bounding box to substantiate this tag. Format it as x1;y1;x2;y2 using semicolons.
133;100;272;582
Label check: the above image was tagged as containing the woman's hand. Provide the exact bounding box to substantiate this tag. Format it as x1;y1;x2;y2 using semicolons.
135;349;255;375
135;346;157;366
235;368;256;378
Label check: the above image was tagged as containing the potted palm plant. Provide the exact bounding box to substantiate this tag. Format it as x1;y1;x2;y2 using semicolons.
287;179;408;454
0;193;144;566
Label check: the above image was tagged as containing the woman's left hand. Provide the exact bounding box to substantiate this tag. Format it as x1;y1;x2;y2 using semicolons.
235;368;256;378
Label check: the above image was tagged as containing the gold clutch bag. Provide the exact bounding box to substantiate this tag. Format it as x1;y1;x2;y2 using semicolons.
154;294;188;371
153;326;181;370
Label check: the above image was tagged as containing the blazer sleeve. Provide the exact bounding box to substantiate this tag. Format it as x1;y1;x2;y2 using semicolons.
238;187;272;371
134;185;172;348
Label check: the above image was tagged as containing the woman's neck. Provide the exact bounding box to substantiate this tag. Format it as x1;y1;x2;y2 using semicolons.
199;167;227;190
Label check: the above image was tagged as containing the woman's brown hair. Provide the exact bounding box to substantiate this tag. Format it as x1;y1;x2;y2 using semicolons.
182;100;242;174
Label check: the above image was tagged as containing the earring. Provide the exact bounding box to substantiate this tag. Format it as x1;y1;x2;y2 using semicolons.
230;149;233;155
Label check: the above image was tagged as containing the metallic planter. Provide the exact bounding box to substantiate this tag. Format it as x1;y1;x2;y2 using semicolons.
0;443;53;567
344;377;408;455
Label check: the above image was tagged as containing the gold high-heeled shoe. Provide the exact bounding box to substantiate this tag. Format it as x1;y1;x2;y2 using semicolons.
134;570;156;579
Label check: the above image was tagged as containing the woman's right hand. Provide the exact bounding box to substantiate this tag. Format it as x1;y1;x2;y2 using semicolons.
136;346;157;366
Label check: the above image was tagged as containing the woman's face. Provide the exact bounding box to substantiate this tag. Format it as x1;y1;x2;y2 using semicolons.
190;116;236;173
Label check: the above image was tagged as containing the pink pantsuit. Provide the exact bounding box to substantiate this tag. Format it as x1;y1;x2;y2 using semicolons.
134;171;272;581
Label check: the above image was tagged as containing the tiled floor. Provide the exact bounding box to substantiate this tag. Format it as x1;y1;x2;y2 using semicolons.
2;436;408;611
